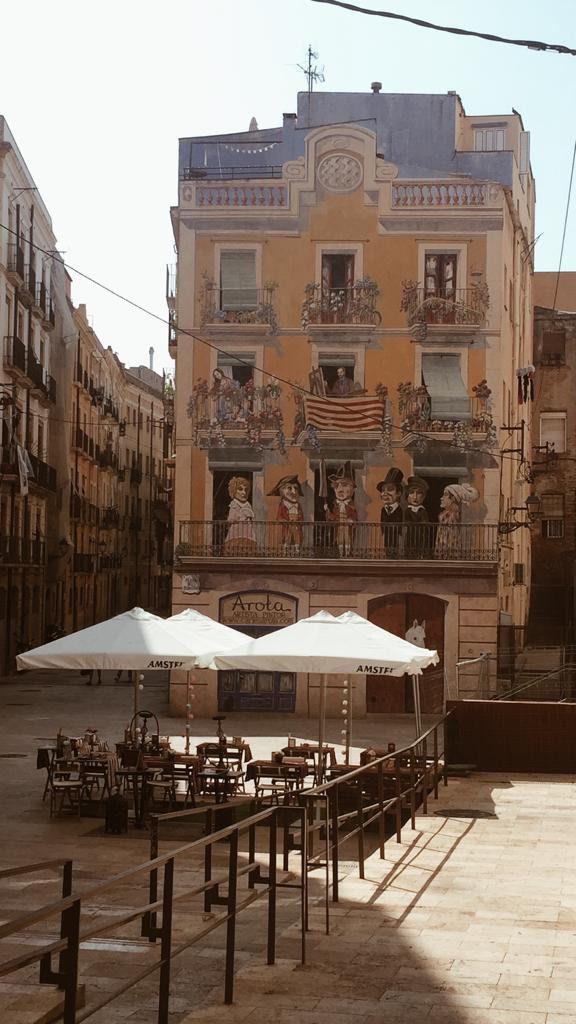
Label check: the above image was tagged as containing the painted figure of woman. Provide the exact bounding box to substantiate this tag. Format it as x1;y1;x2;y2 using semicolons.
435;483;478;558
224;476;257;554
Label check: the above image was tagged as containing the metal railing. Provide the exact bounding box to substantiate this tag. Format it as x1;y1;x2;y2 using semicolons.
491;663;576;703
177;520;499;562
27;347;45;388
302;283;381;326
7;243;25;280
200;285;276;327
3;334;27;374
182;164;283;181
0;806;302;1023
0;535;46;565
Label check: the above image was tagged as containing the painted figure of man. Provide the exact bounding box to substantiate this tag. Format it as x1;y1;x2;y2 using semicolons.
324;463;357;557
268;475;304;555
330;366;356;397
404;475;429;556
377;468;404;556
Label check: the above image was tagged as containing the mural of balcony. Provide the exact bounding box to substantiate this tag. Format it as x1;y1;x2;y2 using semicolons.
302;279;381;330
397;379;496;449
200;279;278;332
176;520;498;564
401;281;489;340
188;378;285;451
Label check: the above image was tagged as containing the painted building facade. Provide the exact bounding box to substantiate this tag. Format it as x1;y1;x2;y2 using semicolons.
169;89;535;716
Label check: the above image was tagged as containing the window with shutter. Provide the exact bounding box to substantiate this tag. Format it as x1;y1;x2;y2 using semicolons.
540;414;566;453
540;493;565;539
424;254;457;299
474;128;506;152
421;353;470;420
219;251;257;311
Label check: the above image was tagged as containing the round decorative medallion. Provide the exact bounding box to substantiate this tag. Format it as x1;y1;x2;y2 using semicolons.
317;153;363;193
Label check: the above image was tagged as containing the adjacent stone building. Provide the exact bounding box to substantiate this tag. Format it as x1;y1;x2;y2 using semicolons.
529;276;576;644
168;87;535;717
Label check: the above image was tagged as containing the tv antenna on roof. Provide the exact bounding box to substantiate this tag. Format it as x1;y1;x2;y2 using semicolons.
297;45;325;94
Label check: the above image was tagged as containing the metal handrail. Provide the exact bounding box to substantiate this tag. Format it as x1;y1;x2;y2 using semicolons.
491;663;576;702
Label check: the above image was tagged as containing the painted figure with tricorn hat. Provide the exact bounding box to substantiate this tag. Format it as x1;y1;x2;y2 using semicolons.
268;474;304;555
377;467;404;556
404;475;430;556
324;462;357;557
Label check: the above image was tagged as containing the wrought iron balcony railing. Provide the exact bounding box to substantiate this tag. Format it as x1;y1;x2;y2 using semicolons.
27;453;57;492
176;520;499;563
397;379;496;445
302;280;381;328
401;282;489;332
200;283;277;330
188;378;284;450
7;244;25;282
3;335;27;376
0;535;46;565
27;348;44;389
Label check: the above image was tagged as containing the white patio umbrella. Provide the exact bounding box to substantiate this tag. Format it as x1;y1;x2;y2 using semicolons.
200;610;439;768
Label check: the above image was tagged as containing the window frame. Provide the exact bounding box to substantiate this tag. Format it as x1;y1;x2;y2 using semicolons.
539;412;567;454
214;243;262;313
540;492;565;540
474;127;506;152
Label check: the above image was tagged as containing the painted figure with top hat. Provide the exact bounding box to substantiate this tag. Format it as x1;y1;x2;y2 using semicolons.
377;467;404;556
268;474;304;555
324;462;357;557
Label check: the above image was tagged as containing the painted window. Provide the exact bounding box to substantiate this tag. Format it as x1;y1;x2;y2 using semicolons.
219;250;257;310
216;352;255;386
424;253;457;299
421;353;470;420
318;353;357;396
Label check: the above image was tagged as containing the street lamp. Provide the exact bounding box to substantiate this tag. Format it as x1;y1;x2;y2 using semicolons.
498;494;541;534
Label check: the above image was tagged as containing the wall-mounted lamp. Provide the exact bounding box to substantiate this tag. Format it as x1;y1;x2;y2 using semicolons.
498;494;541;535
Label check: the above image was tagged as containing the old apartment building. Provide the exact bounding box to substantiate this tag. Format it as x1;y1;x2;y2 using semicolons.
1;117;172;673
168;87;535;717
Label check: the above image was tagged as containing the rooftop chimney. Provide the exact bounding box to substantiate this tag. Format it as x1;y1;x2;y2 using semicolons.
149;347;154;371
371;82;382;93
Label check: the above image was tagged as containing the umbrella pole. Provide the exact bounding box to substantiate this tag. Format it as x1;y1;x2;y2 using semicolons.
318;673;327;783
134;672;140;719
411;674;423;741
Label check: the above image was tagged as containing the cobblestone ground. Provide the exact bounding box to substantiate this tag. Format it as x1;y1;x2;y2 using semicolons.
3;672;576;1023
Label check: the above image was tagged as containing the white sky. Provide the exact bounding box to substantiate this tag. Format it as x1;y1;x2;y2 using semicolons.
1;0;574;373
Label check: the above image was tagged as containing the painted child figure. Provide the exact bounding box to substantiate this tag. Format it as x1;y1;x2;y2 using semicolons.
268;475;304;555
324;463;357;557
377;468;404;556
404;475;429;556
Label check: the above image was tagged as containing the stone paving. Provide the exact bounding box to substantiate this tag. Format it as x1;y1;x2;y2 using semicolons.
2;672;576;1023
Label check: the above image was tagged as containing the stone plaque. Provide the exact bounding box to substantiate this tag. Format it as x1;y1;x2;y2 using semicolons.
220;591;297;627
181;574;200;594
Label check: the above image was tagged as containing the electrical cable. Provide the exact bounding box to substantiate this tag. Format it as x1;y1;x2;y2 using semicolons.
0;222;524;465
552;139;576;311
309;0;576;56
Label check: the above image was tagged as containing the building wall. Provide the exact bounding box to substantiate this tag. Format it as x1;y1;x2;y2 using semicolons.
169;90;535;715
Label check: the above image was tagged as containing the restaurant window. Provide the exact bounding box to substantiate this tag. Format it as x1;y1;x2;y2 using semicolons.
474;127;506;152
540;493;565;539
540;413;566;454
424;253;457;299
421;353;470;420
219;250;257;311
541;330;566;366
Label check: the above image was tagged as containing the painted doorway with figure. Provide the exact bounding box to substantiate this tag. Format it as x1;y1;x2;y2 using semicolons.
366;593;446;714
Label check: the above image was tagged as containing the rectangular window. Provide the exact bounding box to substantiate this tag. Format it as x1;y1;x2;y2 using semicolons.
321;253;354;292
216;352;255;386
318;354;357;397
424;253;457;299
540;493;565;539
540;413;566;454
541;331;566;366
422;353;470;420
474;127;506;151
220;250;257;310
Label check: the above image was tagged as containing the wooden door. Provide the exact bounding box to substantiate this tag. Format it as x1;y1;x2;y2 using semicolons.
366;594;446;714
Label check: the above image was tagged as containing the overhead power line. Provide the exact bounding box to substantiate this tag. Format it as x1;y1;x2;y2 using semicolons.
0;221;524;465
552;139;576;310
310;0;576;56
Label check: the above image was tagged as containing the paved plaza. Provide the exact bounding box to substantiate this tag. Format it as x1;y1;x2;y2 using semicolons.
2;672;576;1023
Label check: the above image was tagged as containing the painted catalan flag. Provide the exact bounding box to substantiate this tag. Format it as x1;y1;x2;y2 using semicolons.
304;395;384;432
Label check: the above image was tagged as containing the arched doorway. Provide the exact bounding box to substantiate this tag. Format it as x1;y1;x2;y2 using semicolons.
367;594;446;714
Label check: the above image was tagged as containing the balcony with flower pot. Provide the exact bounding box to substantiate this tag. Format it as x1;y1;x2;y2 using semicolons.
200;277;278;334
401;280;489;341
301;277;381;339
188;377;285;452
397;379;497;450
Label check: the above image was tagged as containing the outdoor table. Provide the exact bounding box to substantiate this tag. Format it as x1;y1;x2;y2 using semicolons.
197;766;237;804
115;767;156;826
77;751;118;787
281;744;336;783
197;740;253;764
246;760;309;804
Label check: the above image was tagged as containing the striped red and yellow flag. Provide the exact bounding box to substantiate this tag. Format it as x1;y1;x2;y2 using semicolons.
304;395;384;431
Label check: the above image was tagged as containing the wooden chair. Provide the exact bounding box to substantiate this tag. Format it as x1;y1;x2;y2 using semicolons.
146;762;177;810
37;747;55;802
80;759;112;803
50;763;88;817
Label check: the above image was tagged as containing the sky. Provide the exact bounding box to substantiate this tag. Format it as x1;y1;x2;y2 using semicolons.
1;0;575;375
